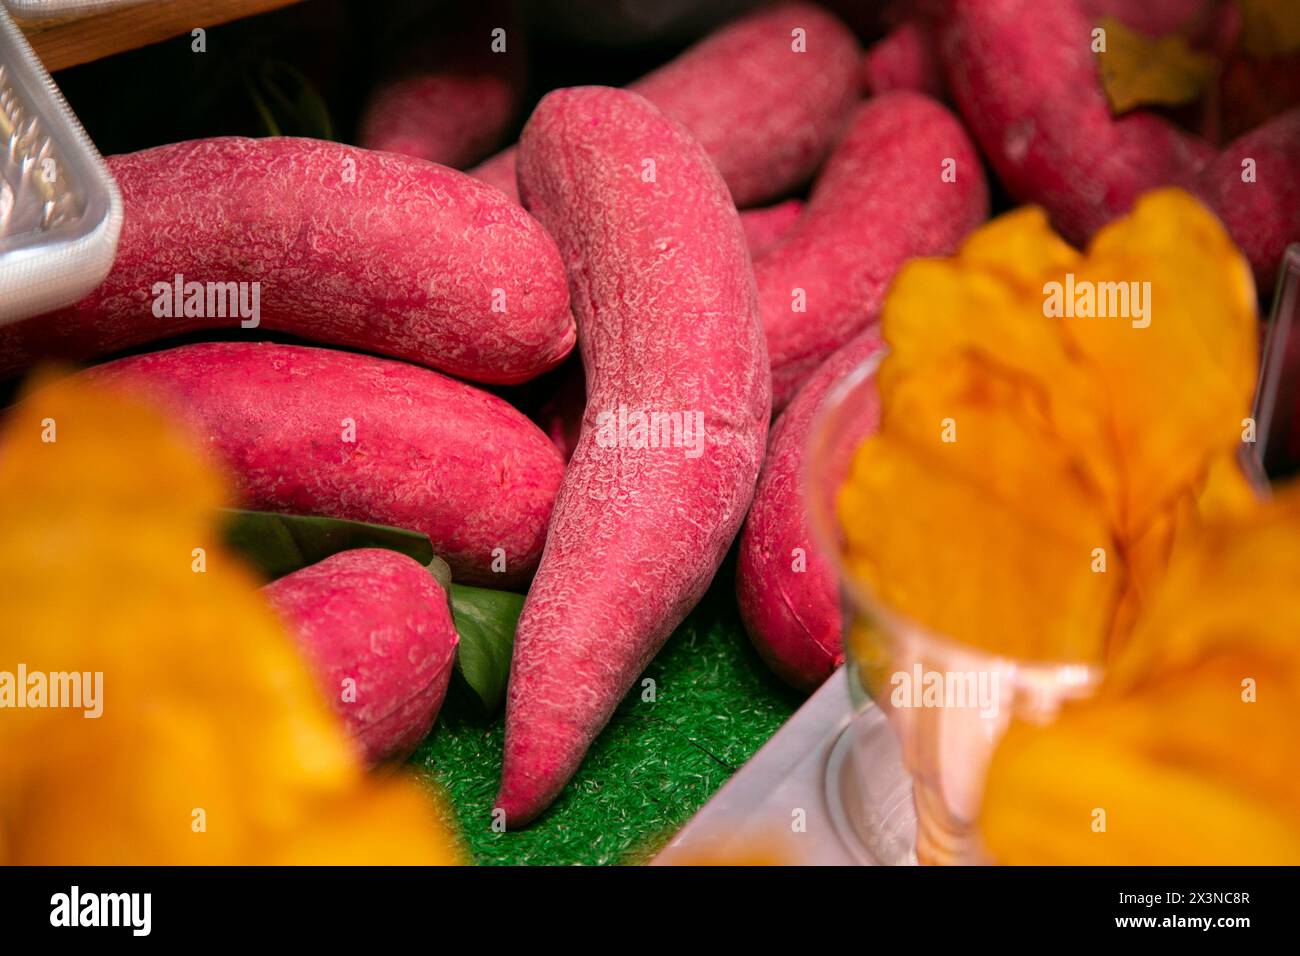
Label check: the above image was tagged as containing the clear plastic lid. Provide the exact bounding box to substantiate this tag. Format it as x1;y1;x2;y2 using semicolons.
0;2;121;325
3;1;146;21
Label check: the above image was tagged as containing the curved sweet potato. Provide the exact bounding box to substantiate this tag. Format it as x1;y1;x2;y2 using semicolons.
470;2;860;207
936;0;1213;245
2;137;574;385
87;342;563;587
757;92;988;409
500;87;770;825
737;329;883;691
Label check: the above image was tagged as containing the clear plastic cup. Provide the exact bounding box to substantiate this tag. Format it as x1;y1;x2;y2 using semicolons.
1253;243;1300;480
805;350;1103;865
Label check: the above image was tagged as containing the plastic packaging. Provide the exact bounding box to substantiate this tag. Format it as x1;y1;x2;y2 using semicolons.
1253;243;1300;481
3;1;145;21
0;4;120;325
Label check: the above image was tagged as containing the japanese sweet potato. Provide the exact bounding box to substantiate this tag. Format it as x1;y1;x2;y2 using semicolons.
499;87;770;824
264;548;457;766
2;137;574;385
88;342;563;588
470;2;860;207
936;0;1213;245
736;328;884;691
756;91;988;408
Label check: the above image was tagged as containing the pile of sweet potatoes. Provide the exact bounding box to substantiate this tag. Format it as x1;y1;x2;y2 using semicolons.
7;0;1295;828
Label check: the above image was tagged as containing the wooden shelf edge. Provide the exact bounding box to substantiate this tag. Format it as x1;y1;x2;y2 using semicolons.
17;0;305;72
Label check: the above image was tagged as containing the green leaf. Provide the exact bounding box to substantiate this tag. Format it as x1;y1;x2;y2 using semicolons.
426;554;453;595
449;584;523;714
222;508;517;711
245;59;335;140
221;508;434;580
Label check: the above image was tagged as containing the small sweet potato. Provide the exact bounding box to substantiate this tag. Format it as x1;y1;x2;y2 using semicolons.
937;0;1213;245
470;2;860;206
264;549;457;766
1194;108;1300;290
756;91;988;408
359;3;526;168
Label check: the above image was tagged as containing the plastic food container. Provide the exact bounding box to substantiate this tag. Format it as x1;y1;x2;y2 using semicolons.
1254;244;1300;480
804;353;1105;865
0;3;120;324
3;1;146;21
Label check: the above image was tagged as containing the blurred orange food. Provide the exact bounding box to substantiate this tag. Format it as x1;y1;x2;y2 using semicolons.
980;485;1300;864
0;373;461;865
837;189;1258;664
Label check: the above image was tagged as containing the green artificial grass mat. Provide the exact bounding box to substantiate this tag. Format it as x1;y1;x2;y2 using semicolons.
408;559;803;865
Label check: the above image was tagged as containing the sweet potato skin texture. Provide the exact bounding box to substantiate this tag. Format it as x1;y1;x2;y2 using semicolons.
88;342;563;588
501;87;770;825
359;4;525;168
534;360;586;464
737;329;883;691
363;69;520;167
470;149;520;198
936;0;1213;245
861;20;945;98
1083;0;1212;37
757;92;988;409
1194;109;1300;290
264;549;457;767
470;2;860;206
740;200;806;261
1;137;574;385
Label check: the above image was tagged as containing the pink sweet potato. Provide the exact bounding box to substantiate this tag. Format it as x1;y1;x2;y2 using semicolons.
1194;108;1300;290
527;0;757;47
533;359;586;464
1;137;574;385
860;20;946;99
737;328;883;692
87;342;563;588
740;199;806;261
264;549;457;766
1219;51;1300;142
756;91;988;409
500;87;770;825
469;148;521;199
469;2;860;206
1083;0;1214;38
936;0;1214;245
359;3;526;168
